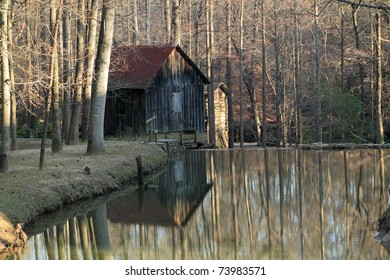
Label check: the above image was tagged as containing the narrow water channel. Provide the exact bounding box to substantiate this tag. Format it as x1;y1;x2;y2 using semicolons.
20;148;390;260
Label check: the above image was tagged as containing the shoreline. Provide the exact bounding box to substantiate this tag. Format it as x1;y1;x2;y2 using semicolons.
0;141;169;259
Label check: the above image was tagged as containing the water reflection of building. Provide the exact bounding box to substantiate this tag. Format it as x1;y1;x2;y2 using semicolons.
107;151;210;227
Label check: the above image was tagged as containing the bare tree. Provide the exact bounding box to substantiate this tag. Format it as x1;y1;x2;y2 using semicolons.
68;0;86;145
261;0;267;147
81;0;100;142
238;0;244;148
0;0;11;173
51;0;63;153
62;0;72;142
206;0;215;145
8;2;16;151
87;0;116;154
374;7;384;144
171;0;181;44
314;0;322;143
132;0;139;44
226;0;234;148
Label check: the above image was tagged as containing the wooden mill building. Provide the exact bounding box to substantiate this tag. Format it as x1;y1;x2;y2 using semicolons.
105;45;210;137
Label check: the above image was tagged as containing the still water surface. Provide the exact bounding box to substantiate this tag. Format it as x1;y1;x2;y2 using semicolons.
21;148;390;260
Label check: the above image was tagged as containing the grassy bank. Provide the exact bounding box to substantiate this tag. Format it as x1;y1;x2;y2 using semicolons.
0;140;168;258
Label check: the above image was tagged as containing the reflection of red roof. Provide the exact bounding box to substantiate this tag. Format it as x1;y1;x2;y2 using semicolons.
108;45;210;90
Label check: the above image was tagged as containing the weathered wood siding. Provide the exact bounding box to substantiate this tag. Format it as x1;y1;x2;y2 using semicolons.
145;50;206;133
214;88;228;148
104;89;146;135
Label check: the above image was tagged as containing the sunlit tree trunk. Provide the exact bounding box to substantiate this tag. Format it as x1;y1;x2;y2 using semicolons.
87;0;115;154
132;0;139;44
25;0;34;138
206;0;215;145
164;0;171;43
247;0;261;146
68;0;86;145
226;0;234;148
8;2;16;151
314;0;322;143
147;0;151;44
51;0;62;153
0;0;11;173
340;5;345;93
171;0;181;44
293;1;302;145
238;0;244;148
274;0;282;146
81;0;100;142
374;9;384;144
261;0;267;148
351;4;366;132
62;0;72;142
187;0;192;56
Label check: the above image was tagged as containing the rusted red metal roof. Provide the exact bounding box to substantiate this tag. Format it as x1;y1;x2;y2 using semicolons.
108;45;210;90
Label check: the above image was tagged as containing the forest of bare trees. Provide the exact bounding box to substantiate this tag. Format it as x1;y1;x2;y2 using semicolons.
0;0;389;172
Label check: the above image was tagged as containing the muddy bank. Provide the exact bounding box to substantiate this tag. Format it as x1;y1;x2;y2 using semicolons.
0;141;169;258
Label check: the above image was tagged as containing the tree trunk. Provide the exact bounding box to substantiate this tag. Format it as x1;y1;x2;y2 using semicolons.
314;0;322;143
0;0;11;173
164;0;171;43
132;0;139;44
351;4;366;131
340;5;345;93
82;0;100;142
147;0;151;44
171;0;181;44
226;0;234;148
247;0;261;146
374;9;384;144
274;0;282;146
62;0;71;142
8;2;16;151
261;0;267;148
87;0;115;155
206;0;215;145
294;0;302;145
238;0;244;148
68;0;86;145
51;0;63;153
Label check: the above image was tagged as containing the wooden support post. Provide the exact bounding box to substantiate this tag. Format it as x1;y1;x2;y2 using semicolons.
149;122;153;142
136;156;145;213
0;154;8;173
136;155;144;186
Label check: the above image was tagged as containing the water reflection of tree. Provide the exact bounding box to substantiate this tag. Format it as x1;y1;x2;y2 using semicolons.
25;205;113;260
22;149;390;260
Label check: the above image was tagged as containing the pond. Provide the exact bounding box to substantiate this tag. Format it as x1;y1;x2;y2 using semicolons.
19;148;390;260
